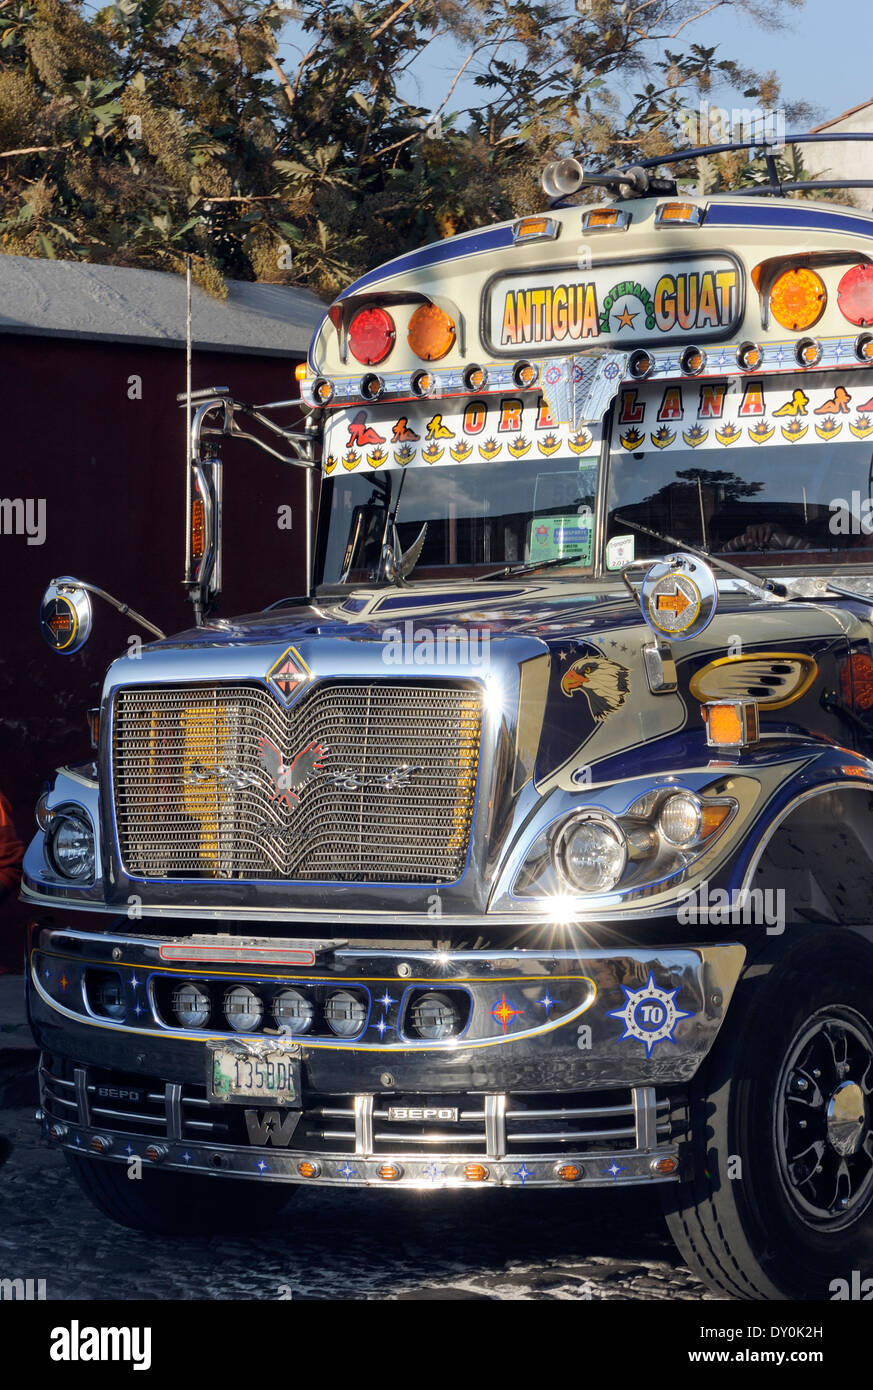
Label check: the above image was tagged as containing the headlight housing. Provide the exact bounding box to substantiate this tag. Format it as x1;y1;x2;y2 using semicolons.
44;809;96;882
515;781;740;903
553;813;627;893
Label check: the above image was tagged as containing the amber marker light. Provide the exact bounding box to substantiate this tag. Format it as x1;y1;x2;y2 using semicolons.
408;303;455;361
294;362;307;382
629;349;654;379
737;342;763;372
651;1156;678;1175
769;267;826;332
464;1163;489;1182
513;360;538;388
655;201;703;226
378;1164;403;1181
795;337;822;368
297;1161;320;1178
703;699;759;750
463;363;488;391
855;334;873;365
312;377;334;404
190;497;205;561
680;345;706;376
410;368;436;397
555;1163;582;1182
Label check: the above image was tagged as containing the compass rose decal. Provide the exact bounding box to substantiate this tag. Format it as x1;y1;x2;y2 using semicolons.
606;972;692;1057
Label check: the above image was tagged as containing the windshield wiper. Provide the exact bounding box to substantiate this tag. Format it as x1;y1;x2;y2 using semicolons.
476;554;583;581
613;516;788;598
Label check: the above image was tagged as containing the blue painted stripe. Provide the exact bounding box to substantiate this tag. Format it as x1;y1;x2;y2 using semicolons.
707;202;873;240
338;225;515;299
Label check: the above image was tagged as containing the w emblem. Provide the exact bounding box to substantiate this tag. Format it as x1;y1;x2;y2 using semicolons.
244;1110;303;1147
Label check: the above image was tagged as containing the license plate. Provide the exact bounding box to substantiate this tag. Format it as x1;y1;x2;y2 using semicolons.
208;1046;300;1105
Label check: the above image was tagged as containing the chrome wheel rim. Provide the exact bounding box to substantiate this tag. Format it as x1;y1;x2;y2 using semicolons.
774;1008;873;1230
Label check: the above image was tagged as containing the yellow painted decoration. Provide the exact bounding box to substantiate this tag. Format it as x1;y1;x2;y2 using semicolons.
508;436;531;458
536;434;562;456
814;417;843;441
850;416;873;439
781;419;808;442
342;449;360;471
422;442;444;463
682;425;709;448
620;427;645;451
450;440;474;462
715;423;742;445
479;438;502;460
651;426;676;449
567;429;593;454
748;421;775;444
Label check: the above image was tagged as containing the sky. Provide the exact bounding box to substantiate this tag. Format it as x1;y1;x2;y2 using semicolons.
276;0;871;135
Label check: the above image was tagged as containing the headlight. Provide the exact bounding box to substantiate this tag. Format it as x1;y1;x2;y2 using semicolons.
408;991;461;1041
553;813;627;893
172;982;211;1028
324;990;367;1038
45;811;95;881
223;985;263;1033
658;792;703;846
273;988;314;1034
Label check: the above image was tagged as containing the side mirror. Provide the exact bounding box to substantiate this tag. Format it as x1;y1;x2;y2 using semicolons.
40;578;93;654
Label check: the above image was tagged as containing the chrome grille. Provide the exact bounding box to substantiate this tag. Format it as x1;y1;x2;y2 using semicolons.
112;681;481;882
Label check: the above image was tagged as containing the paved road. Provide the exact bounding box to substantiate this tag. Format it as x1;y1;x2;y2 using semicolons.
0;1104;714;1301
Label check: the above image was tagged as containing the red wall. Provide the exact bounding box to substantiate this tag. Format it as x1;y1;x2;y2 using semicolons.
0;333;308;967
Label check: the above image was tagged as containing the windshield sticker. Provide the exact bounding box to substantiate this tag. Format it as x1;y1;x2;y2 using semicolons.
487;255;741;352
606;534;634;570
529;513;593;566
324;398;603;473
613;379;873;452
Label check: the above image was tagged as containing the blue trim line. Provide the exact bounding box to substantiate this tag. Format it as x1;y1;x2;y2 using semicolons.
707;203;873;241
338;225;515;299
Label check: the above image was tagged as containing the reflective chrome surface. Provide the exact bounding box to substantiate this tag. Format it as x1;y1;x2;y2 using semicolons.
112;681;481;884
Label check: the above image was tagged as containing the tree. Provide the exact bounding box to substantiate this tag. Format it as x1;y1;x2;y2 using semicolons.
0;0;816;297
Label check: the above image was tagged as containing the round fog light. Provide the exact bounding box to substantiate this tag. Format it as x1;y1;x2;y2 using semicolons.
409;991;461;1041
173;982;211;1029
324;990;367;1038
273;988;314;1034
223;985;263;1033
658;792;703;847
554;815;627;893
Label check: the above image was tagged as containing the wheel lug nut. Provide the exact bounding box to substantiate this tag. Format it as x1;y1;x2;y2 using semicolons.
795;1077;809;1091
812;1069;821;1079
799;1120;807;1129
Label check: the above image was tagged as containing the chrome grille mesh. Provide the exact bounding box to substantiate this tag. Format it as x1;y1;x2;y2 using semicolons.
112;682;481;882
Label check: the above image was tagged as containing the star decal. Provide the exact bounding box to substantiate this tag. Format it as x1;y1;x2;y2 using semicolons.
182;1151;192;1165
775;344;786;365
130;974;140;989
614;303;638;330
375;1016;394;1038
717;349;729;367
424;1163;444;1181
490;993;524;1033
376;991;396;1009
58;972;70;994
124;1143;134;1157
256;1158;270;1175
539;992;556;1015
606;971;693;1057
603;1160;626;1181
513;1163;534;1185
74;1134;81;1147
133;1003;144;1017
338;1162;358;1180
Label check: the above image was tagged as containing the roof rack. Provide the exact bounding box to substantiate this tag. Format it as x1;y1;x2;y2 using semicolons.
545;131;873;205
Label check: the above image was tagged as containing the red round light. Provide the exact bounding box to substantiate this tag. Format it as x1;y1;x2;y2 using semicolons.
838;265;873;327
348;306;395;365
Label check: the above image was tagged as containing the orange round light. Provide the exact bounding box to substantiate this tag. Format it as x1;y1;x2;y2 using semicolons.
297;1160;320;1178
737;342;762;371
769;267;826;332
555;1163;581;1182
464;1163;489;1182
651;1156;679;1175
377;1163;403;1181
407;303;456;361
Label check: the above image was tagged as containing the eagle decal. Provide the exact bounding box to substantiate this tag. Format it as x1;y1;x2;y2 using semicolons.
257;736;327;809
560;657;630;721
